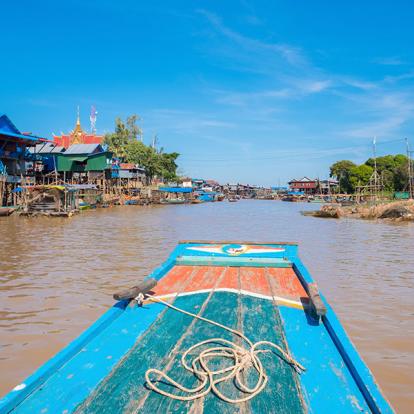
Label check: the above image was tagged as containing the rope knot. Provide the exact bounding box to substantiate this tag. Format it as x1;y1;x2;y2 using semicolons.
144;295;305;403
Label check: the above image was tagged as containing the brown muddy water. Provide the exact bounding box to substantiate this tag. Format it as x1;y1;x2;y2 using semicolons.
0;200;413;412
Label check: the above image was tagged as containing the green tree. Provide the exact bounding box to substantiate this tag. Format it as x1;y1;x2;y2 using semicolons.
105;115;180;181
348;164;374;192
365;154;410;191
393;156;413;191
329;160;356;193
104;117;130;160
126;115;141;141
158;152;180;181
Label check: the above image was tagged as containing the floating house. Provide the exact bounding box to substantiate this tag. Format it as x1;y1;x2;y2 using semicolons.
318;179;339;194
288;177;318;194
111;163;146;183
289;177;339;195
56;144;112;179
191;178;206;190
158;187;193;204
21;185;79;216
28;142;65;174
0;114;41;205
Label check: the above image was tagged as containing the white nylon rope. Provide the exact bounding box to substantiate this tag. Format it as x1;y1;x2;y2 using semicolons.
144;294;305;403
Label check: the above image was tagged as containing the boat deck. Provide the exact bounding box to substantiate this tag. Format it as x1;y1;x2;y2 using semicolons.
0;242;393;414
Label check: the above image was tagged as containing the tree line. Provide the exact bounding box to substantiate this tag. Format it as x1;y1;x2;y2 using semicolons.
103;115;179;181
330;154;412;193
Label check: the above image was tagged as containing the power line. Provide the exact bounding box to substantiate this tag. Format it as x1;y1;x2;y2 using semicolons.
181;138;408;163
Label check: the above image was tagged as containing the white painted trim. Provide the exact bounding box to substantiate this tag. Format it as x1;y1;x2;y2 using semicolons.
151;288;304;309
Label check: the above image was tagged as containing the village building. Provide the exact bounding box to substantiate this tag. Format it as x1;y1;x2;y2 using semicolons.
288;177;319;194
53;113;103;149
318;179;339;194
180;177;193;188
0;114;41;205
56;144;112;181
288;177;339;195
28;142;65;175
111;163;146;186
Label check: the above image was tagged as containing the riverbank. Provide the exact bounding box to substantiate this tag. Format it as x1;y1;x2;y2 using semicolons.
303;200;414;221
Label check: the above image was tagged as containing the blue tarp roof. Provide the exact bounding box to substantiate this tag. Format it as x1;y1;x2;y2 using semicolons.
159;187;193;193
0;115;41;143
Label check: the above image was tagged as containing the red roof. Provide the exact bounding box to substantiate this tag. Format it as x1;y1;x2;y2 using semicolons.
53;133;103;149
120;163;136;169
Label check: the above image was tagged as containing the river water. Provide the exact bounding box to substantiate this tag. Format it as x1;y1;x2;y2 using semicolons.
0;200;413;412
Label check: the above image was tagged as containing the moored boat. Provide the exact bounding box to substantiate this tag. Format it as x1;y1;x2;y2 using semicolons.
0;207;15;216
0;241;393;413
191;198;204;204
160;198;187;205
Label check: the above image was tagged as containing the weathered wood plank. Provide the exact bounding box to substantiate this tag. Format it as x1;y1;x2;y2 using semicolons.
178;240;298;246
307;283;327;317
239;267;272;296
140;291;243;414
113;278;157;301
176;256;292;268
151;266;196;296
240;293;306;414
75;293;210;414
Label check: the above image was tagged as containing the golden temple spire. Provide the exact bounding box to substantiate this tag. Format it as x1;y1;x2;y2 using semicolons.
71;106;84;144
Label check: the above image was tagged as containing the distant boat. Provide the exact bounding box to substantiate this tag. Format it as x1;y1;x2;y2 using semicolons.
308;196;325;203
228;197;238;202
281;196;299;202
0;241;394;413
0;207;14;216
191;198;204;204
160;198;187;205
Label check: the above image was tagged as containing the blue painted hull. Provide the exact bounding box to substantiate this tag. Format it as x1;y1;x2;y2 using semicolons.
0;241;394;413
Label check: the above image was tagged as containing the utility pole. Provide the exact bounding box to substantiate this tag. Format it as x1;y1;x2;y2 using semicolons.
373;136;378;202
407;138;413;199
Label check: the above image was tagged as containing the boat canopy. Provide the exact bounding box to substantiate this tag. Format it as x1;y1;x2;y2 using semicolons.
159;187;193;193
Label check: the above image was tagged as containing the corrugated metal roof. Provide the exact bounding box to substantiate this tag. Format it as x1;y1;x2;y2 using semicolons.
64;144;102;155
30;143;65;154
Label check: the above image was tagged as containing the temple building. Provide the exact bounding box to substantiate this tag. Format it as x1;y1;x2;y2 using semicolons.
53;112;103;149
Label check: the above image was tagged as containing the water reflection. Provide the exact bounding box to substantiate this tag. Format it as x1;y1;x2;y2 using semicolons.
0;201;413;412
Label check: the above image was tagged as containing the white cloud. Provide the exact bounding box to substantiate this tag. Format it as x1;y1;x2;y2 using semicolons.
197;9;307;68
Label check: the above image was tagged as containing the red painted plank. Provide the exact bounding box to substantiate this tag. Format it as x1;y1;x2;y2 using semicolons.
239;267;272;296
152;266;195;296
183;266;223;292
216;267;240;290
267;268;308;300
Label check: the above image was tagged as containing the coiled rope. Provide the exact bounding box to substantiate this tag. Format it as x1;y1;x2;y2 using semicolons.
144;294;305;403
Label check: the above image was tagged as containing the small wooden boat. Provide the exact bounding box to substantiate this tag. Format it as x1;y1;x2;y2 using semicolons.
79;201;92;210
191;198;203;204
281;195;299;202
0;207;14;217
160;198;187;205
0;241;393;413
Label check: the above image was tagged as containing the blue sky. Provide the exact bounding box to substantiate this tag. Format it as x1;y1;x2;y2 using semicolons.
1;1;414;185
